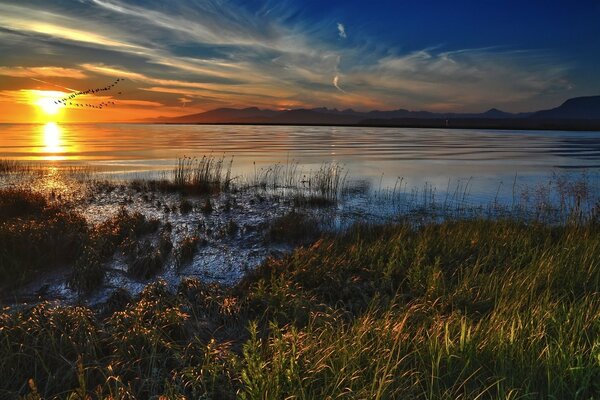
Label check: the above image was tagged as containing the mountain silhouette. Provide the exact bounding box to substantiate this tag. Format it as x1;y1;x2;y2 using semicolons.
531;96;600;119
162;107;280;123
148;96;600;130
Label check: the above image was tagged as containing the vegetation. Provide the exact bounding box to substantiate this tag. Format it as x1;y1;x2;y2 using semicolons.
175;234;202;266
0;186;165;292
265;210;321;244
1;158;599;398
70;209;160;292
251;161;348;206
1;219;599;398
0;189;88;287
173;155;234;194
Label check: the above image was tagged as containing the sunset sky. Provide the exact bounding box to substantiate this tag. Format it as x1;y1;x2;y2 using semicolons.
1;0;599;122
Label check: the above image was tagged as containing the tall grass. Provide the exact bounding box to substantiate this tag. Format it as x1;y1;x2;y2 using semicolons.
0;159;21;174
2;219;599;398
371;172;600;225
173;155;234;194
301;162;348;205
250;160;348;206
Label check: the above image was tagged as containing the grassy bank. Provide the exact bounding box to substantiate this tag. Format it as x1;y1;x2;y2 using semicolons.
1;219;599;399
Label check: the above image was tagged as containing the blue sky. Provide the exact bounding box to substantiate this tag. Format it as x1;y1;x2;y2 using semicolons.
0;0;599;120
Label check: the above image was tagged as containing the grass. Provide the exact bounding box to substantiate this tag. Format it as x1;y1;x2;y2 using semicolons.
1;219;599;398
0;189;89;287
1;159;599;398
127;240;165;279
175;234;202;266
173;155;234;194
0;159;20;174
251;161;348;206
0;186;166;294
264;210;321;244
70;209;161;292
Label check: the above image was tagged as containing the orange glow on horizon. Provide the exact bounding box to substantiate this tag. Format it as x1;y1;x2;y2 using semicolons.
0;88;186;123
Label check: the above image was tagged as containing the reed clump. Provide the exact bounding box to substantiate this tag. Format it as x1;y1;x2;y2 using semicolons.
2;219;598;399
173;155;234;194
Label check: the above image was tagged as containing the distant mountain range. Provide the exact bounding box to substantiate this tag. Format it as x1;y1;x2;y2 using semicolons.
145;95;600;130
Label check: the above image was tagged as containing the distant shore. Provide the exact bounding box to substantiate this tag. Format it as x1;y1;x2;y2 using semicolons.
147;118;600;131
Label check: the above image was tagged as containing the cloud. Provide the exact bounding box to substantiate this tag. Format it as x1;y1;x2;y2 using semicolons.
79;63;294;99
0;4;142;51
178;97;192;107
337;23;347;39
0;66;87;79
0;1;578;113
116;99;163;107
333;75;345;92
346;48;572;111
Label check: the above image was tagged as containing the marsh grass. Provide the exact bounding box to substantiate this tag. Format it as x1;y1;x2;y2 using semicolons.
69;209;160;292
264;210;322;244
173;155;234;194
251;161;348;206
175;234;201;266
0;159;95;182
0;189;88;287
2;219;599;399
371;172;600;225
127;241;165;279
0;159;22;174
2;158;600;398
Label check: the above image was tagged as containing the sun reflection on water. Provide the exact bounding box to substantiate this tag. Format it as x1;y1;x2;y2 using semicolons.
42;122;65;160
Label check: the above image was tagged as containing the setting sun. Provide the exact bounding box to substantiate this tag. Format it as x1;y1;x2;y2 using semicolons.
0;2;599;398
31;90;66;116
38;97;61;115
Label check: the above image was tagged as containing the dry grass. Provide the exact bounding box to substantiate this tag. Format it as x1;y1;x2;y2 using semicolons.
2;219;599;398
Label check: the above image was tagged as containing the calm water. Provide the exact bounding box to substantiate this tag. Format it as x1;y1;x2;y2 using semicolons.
1;123;599;201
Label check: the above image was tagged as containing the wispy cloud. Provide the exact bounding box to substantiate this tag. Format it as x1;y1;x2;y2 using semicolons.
337;23;347;39
0;66;87;79
333;75;345;92
0;4;142;51
346;48;572;111
0;1;578;113
178;97;192;107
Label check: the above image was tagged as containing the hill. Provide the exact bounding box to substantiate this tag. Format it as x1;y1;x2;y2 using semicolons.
531;96;600;119
148;96;600;130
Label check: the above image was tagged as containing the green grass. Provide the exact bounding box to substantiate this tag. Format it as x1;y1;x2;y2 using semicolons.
1;219;599;399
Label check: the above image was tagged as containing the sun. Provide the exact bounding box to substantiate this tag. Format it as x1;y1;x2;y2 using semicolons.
29;90;66;116
37;97;62;115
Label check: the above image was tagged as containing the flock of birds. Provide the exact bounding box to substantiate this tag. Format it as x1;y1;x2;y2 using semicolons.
53;78;124;109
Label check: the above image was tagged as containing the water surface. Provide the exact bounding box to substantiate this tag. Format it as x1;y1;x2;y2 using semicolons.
1;123;599;201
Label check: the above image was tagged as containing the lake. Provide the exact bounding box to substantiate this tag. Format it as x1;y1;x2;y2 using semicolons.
1;123;599;203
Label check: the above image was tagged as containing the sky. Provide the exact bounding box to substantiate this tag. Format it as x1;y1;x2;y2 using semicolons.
0;0;599;122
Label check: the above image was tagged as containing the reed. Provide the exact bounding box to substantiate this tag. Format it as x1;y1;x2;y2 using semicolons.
173;155;234;194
